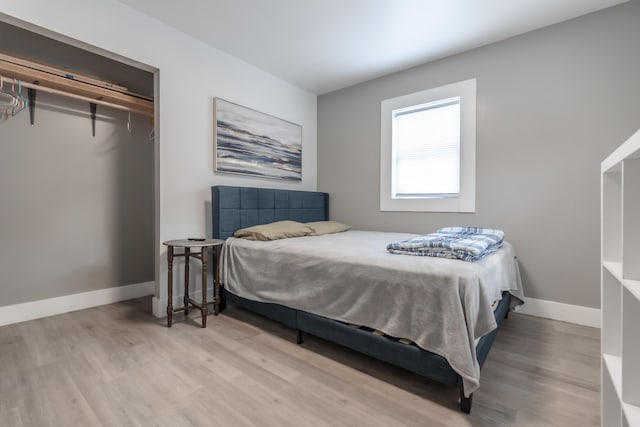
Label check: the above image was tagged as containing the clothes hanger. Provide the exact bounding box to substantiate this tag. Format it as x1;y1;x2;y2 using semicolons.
12;80;27;116
0;76;20;119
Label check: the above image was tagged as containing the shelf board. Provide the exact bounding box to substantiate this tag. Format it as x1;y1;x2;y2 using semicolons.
604;261;624;283
604;353;623;400
603;162;623;174
625;279;640;301
624;402;640;427
602;128;640;172
0;58;154;117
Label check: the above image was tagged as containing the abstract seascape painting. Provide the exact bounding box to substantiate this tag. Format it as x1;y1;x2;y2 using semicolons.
214;98;302;181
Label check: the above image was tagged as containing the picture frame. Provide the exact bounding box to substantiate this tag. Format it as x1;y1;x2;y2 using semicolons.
214;98;302;181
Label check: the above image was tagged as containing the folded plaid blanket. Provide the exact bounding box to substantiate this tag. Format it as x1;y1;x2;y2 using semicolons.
387;227;504;262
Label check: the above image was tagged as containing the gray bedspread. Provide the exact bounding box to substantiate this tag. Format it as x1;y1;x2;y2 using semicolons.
221;230;524;396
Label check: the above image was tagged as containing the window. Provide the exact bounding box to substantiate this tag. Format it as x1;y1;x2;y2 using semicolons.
380;79;476;212
393;98;460;197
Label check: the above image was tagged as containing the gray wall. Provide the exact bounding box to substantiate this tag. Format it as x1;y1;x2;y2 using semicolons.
317;1;640;309
0;91;154;306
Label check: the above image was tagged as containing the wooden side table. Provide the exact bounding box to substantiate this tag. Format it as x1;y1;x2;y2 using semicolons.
162;238;224;328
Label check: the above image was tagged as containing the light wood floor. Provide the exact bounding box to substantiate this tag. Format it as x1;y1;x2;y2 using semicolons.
0;297;600;427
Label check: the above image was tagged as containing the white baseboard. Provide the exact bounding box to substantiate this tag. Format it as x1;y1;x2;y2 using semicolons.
0;281;155;327
515;297;600;328
152;296;163;318
6;284;598;330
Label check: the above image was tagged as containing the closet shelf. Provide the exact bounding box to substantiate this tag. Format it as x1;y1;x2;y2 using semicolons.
0;54;153;118
603;261;623;283
604;353;622;400
624;403;640;427
625;279;640;303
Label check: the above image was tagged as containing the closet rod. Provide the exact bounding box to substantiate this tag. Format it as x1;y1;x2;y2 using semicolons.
0;76;154;118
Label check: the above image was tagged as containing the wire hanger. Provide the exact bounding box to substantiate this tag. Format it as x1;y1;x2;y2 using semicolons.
15;80;27;116
127;111;132;133
0;76;26;120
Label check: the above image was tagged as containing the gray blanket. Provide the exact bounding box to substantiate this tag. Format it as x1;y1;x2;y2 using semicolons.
221;230;524;396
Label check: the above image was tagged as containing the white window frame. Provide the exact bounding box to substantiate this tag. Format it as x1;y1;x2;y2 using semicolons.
380;78;476;212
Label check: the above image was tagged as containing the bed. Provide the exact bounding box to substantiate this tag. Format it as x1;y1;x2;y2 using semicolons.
211;185;523;413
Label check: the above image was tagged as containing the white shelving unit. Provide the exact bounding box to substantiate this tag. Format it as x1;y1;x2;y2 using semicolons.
602;128;640;427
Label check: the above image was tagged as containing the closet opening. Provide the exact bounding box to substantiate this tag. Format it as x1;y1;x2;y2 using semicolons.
0;18;159;316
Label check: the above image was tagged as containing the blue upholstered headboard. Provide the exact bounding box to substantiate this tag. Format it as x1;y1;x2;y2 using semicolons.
211;186;329;240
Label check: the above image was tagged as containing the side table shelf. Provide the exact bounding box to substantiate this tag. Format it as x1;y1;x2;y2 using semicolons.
163;238;225;328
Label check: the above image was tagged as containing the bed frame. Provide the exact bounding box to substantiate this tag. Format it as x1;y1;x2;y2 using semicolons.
211;185;510;413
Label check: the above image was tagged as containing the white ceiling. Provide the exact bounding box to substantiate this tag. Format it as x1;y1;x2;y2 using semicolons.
116;0;628;94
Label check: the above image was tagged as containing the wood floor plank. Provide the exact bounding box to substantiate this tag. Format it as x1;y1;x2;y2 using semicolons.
0;297;600;426
0;405;23;427
12;360;103;427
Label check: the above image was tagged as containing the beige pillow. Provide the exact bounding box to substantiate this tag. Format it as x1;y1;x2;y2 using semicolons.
234;220;314;241
307;221;351;236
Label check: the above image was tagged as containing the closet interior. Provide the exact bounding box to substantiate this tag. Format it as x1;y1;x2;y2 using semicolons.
0;20;157;308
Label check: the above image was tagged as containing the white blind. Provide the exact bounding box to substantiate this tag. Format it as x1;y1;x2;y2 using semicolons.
392;98;460;197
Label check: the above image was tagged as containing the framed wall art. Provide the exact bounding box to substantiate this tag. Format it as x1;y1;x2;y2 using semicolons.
214;98;302;181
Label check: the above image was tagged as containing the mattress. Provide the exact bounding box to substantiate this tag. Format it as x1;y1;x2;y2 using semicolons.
221;230;524;395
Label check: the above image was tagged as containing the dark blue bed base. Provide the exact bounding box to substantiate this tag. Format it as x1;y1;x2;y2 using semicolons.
211;185;510;413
